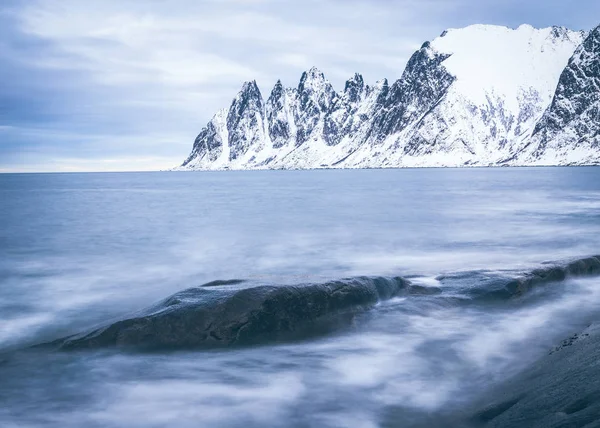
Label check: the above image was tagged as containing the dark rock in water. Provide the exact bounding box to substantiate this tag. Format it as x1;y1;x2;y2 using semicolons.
57;276;410;351
512;256;600;296
465;323;600;427
510;265;568;295
435;256;600;302
49;255;600;352
566;256;600;276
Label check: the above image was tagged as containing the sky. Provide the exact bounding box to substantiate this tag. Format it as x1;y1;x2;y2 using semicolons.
1;0;599;172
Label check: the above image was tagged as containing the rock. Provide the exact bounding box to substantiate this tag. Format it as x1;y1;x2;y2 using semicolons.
437;256;600;300
508;256;600;296
465;323;600;427
57;276;410;351
566;256;600;276
49;255;600;352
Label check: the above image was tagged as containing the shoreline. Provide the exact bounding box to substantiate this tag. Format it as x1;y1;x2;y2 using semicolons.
461;321;600;427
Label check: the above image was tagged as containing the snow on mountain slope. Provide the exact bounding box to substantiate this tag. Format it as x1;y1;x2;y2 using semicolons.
337;24;585;168
434;25;578;110
520;24;600;166
181;108;229;168
177;24;592;171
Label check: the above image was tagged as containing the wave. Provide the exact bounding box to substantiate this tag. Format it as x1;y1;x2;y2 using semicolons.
48;255;600;351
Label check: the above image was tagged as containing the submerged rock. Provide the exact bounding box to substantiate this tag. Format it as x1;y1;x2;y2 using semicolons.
57;276;410;351
49;255;600;352
509;256;600;296
437;256;600;301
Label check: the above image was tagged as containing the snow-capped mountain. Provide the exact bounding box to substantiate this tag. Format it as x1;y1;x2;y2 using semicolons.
521;24;600;165
178;24;598;170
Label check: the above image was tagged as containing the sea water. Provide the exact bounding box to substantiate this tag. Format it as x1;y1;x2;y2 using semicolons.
1;167;600;427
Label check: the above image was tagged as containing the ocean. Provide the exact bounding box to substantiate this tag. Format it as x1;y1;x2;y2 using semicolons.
1;167;600;427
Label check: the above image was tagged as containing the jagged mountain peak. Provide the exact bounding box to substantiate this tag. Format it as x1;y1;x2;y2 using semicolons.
551;25;574;37
303;66;325;79
298;67;331;92
296;66;336;115
343;73;365;103
239;80;260;94
374;78;388;89
584;23;600;42
268;79;285;100
345;73;364;87
526;23;600;164
569;24;599;68
230;80;263;113
230;80;264;115
536;23;600;134
178;23;599;171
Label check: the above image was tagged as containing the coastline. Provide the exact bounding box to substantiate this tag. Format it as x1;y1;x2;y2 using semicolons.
462;321;600;427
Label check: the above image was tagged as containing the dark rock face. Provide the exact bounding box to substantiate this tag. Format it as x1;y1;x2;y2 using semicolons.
510;256;600;295
531;25;600;158
436;256;600;301
265;80;291;149
368;44;455;147
181;115;226;166
323;73;370;147
226;80;265;161
343;73;365;104
58;276;410;351
295;68;337;147
51;255;600;352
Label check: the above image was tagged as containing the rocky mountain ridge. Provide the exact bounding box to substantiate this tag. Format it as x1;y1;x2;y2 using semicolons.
178;24;599;170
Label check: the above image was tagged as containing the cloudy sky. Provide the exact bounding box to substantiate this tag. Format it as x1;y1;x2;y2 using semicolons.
1;0;599;172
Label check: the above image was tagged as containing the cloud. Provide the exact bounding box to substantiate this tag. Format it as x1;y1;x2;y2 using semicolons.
18;3;264;87
1;0;599;172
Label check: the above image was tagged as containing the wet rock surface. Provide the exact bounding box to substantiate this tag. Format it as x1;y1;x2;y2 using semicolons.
464;322;600;428
56;276;410;351
49;255;600;352
510;255;600;295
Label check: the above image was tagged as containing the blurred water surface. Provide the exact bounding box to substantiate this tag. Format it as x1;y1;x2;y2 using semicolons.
1;167;600;427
